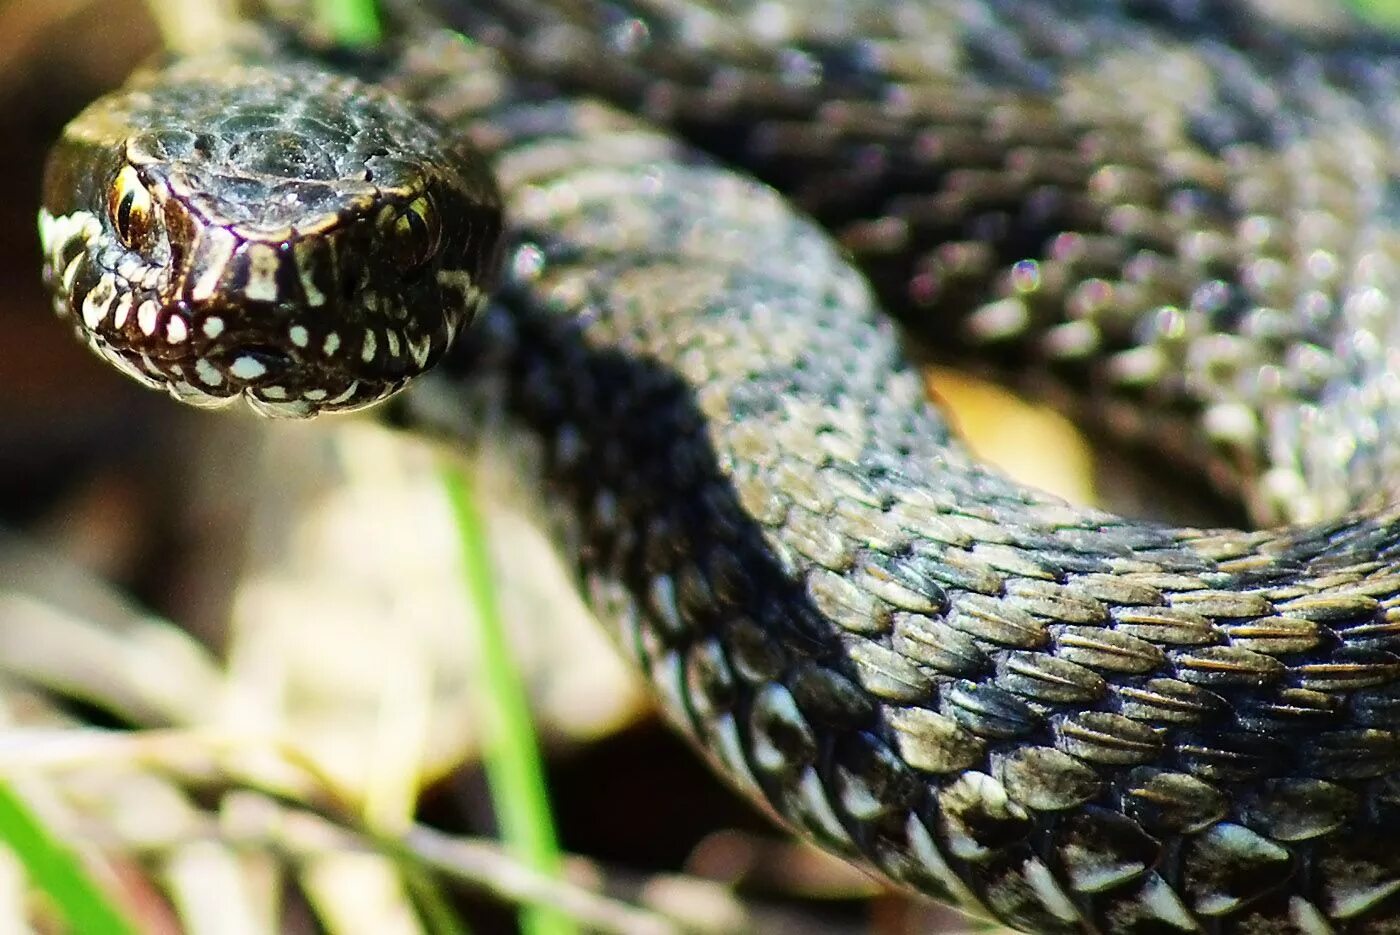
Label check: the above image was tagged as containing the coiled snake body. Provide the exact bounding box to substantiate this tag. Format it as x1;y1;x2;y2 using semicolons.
37;2;1400;931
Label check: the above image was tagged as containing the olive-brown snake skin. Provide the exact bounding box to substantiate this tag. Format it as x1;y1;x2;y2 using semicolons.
37;2;1400;931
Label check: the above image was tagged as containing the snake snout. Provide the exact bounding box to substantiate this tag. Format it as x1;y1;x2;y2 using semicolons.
41;51;503;419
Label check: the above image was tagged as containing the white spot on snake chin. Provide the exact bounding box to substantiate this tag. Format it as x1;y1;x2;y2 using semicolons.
123;299;150;331
324;332;341;356
82;274;117;329
195;359;224;386
260;385;288;400
203;317;225;339
165;315;188;344
361;330;377;363
136;294;160;336
81;295;111;330
229;356;266;380
111;294;135;332
61;254;83;294
327;380;361;405
289;325;309;348
410;335;432;367
386;330;401;358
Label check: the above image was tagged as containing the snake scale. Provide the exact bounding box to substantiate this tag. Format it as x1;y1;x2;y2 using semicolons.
34;0;1400;931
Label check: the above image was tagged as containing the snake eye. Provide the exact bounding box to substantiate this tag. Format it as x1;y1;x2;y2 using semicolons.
108;165;156;251
392;194;440;270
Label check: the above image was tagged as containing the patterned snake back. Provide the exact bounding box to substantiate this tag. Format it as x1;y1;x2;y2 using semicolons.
39;2;1400;932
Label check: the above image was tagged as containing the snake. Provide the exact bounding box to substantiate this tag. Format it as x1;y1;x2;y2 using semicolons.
33;1;1400;931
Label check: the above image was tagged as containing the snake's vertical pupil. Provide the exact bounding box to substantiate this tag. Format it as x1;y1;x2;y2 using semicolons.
108;165;154;251
393;194;440;270
117;193;136;240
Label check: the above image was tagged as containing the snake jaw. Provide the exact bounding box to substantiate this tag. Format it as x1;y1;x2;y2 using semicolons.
40;51;503;419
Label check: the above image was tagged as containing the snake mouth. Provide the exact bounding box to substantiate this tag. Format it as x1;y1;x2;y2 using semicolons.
159;333;413;418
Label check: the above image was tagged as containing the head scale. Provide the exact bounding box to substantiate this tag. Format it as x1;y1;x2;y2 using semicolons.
39;53;502;416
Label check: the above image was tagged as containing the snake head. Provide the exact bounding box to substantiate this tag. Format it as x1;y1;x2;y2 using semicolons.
39;53;502;417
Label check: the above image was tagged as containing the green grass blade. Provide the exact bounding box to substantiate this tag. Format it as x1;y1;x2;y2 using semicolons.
441;467;576;935
0;780;137;935
316;0;382;44
402;866;473;935
1348;0;1400;27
